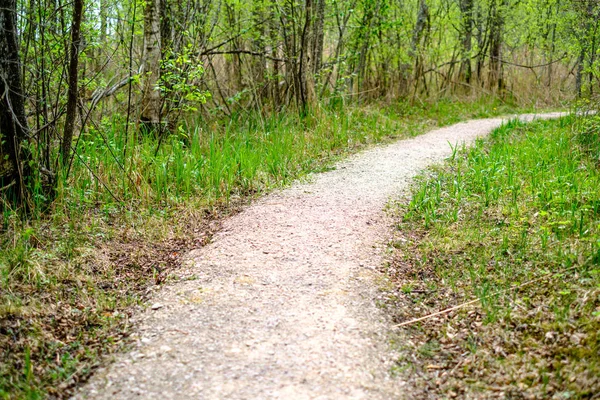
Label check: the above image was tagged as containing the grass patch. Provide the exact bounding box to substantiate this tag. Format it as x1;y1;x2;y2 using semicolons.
0;96;540;398
386;114;600;398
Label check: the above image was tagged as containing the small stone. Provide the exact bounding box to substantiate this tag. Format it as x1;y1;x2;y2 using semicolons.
545;331;557;341
160;345;172;353
151;303;164;310
570;333;586;345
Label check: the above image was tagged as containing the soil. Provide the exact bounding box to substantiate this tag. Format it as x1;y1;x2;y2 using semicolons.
73;112;565;399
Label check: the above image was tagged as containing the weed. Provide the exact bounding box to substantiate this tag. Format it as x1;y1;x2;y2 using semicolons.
386;115;600;397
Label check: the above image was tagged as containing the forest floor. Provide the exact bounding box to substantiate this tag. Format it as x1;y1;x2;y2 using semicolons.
73;112;566;399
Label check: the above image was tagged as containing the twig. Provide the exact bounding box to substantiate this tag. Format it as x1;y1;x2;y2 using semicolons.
487;53;568;69
328;87;381;99
0;181;16;192
203;49;287;62
70;146;123;204
394;265;580;328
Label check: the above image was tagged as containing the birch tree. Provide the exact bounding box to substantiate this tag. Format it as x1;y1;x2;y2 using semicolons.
140;0;162;131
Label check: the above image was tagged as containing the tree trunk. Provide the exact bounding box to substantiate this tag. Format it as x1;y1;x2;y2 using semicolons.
251;4;267;100
298;0;317;112
323;0;355;97
547;20;556;87
356;1;375;95
61;0;83;167
487;0;505;91
458;0;473;85
576;48;585;97
587;9;599;95
312;0;325;75
225;4;243;92
140;0;162;132
269;9;281;109
0;0;32;203
100;0;107;43
160;0;173;59
411;0;430;93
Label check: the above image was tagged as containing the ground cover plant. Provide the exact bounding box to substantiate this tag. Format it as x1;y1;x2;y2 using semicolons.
386;112;600;398
0;97;533;399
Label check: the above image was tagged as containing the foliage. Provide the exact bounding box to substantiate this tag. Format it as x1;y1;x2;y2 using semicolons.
4;0;595;209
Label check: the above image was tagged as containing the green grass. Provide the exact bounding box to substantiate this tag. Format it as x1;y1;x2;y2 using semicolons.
387;114;600;398
57;96;533;209
0;96;543;398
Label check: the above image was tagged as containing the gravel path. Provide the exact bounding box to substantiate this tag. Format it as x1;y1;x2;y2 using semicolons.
75;113;565;399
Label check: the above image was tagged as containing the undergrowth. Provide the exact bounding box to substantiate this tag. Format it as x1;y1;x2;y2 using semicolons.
387;113;599;398
0;96;538;398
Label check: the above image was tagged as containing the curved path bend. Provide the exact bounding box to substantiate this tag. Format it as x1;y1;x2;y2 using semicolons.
75;113;565;399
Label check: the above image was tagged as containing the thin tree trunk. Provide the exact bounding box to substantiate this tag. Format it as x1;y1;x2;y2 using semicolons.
251;4;267;103
225;4;243;92
323;0;355;97
269;9;281;109
100;0;107;43
355;0;382;96
576;48;585;97
298;0;316;112
61;0;83;167
475;2;487;84
458;0;473;85
547;21;556;87
312;0;325;75
0;0;32;203
487;0;506;91
160;0;173;59
356;7;372;95
411;0;430;94
588;15;599;95
140;0;162;132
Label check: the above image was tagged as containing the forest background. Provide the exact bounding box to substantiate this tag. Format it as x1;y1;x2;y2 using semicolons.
0;0;599;397
1;0;598;207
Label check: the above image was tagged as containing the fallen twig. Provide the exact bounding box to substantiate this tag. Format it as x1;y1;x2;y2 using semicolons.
394;265;580;328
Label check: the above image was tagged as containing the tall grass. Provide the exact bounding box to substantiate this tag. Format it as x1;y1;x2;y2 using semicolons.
390;114;600;397
64;97;525;210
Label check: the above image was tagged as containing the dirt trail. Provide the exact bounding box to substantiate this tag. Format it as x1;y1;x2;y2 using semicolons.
75;113;565;399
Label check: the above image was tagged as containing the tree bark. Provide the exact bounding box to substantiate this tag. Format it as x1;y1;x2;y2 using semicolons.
140;0;162;132
458;0;473;84
576;48;585;98
100;0;107;43
61;0;83;166
356;0;378;95
298;0;317;112
411;0;430;93
487;0;505;91
0;0;32;203
269;8;281;109
312;0;325;74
